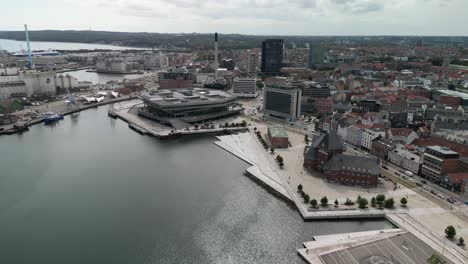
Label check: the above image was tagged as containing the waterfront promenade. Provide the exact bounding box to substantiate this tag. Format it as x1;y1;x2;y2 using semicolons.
215;128;468;264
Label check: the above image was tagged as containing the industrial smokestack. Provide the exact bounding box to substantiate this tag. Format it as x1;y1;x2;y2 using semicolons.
214;32;218;80
24;24;34;69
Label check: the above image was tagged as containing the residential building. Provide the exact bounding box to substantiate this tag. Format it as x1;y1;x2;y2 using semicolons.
346;124;370;147
387;128;419;144
267;126;289;148
261;39;284;75
388;146;422;174
362;128;386;151
440;173;468;192
421;146;459;183
371;136;396;161
246;52;258;77
263;84;302;121
388;112;408;128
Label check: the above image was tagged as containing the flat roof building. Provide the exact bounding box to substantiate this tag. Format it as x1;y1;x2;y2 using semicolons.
139;88;241;128
263;83;302;121
232;78;258;98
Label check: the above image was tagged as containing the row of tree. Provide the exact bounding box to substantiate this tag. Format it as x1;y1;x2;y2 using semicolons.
221;120;247;128
297;185;406;210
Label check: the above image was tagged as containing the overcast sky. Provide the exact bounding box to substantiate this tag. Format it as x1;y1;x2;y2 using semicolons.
2;0;467;35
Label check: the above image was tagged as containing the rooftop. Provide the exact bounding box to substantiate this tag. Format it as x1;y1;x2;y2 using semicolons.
427;145;459;155
268;126;288;138
324;153;380;176
140;88;236;107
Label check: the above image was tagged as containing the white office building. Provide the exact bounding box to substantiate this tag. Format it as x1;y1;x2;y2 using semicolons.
232;78;258;98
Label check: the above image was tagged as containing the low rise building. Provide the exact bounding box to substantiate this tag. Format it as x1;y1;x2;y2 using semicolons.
421;146;459;183
267;126;289;148
440;173;468;192
361;127;386;151
387;128;419;144
388;146;422;174
371;136;396;161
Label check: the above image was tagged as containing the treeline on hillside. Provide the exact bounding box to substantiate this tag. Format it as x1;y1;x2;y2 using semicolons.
0;31;467;50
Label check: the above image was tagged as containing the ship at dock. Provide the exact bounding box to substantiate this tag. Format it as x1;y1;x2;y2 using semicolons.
42;112;64;124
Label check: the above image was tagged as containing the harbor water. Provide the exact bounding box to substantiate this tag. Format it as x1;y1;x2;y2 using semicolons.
0;106;394;264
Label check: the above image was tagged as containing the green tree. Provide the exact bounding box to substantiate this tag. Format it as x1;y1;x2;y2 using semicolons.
458;237;465;247
320;196;328;206
253;127;257;131
297;184;303;192
384;198;394;209
334;199;339;206
310;199;318;208
357;195;362;203
270;147;275;153
358;198;369;209
376;194;386;204
276;155;283;163
256;81;264;89
194;123;199;129
303;194;310;204
304;134;309;143
400;197;408;206
279;161;284;169
445;225;456;239
371;197;377;207
241;120;247;127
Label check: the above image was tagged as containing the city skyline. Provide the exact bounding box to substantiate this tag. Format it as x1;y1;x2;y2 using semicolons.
2;0;468;36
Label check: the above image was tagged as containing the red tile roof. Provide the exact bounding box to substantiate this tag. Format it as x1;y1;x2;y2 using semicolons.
389;128;414;137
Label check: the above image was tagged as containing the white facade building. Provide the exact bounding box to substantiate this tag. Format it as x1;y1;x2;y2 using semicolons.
232;78;258;98
96;57;128;73
361;128;386;150
388;146;421;174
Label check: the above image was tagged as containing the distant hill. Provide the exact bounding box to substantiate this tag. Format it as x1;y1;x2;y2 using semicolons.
0;30;467;50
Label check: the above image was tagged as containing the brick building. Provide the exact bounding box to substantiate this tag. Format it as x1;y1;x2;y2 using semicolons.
421;146;459;183
371;136;396;161
303;130;345;171
323;154;380;187
267;126;289;148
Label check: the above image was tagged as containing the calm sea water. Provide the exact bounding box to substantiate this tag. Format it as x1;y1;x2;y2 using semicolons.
0;38;144;52
0;106;394;264
66;69;142;84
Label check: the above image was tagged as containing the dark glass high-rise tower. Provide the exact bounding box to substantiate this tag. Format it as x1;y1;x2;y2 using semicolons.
261;39;284;75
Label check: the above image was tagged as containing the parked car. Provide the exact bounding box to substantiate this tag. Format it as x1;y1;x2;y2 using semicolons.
395;172;400;176
430;190;437;195
416;182;423;187
421;180;427;184
423;186;430;191
438;194;446;199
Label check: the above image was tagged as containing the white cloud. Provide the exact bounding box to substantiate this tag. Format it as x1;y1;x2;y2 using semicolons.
1;0;467;35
